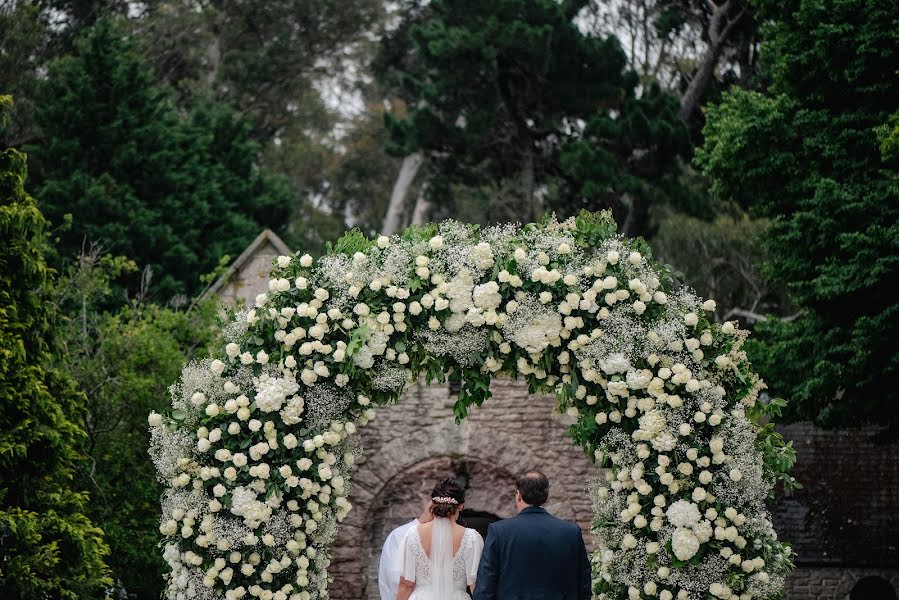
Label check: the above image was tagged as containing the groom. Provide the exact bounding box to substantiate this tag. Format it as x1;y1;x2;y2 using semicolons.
473;470;592;599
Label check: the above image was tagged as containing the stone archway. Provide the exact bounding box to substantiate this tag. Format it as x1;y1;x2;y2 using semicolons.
153;214;793;600
327;378;599;600
361;456;516;600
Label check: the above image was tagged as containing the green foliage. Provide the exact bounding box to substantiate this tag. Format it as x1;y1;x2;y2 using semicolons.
49;249;220;599
376;0;691;232
652;210;788;321
0;95;110;599
748;397;802;496
697;0;899;431
557;83;692;233
30;18;293;300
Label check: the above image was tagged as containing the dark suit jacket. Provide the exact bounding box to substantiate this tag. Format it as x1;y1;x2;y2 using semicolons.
472;506;591;600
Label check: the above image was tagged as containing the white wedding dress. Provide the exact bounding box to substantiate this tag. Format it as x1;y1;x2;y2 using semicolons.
398;518;484;599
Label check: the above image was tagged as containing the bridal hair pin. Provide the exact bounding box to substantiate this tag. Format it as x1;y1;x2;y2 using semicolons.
431;496;459;505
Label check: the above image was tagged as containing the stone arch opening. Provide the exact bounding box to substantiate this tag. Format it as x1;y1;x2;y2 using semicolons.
458;509;502;541
361;456;517;600
325;378;599;600
851;576;897;600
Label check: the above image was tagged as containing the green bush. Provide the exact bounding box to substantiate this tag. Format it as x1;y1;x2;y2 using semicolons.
0;94;110;599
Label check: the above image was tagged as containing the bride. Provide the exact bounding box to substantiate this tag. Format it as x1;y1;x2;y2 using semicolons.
396;478;484;599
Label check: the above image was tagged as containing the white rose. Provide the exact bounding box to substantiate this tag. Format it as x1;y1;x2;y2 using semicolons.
210;359;225;375
606;250;620;264
277;255;292;268
684;312;699;327
225;343;240;358
628;251;642;265
429;235;444;249
148;412;162;427
299;254;313;267
256;350;269;365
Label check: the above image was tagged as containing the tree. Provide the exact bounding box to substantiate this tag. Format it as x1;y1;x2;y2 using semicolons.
49;249;219;599
0;95;110;599
652;208;789;322
696;0;899;432
377;0;690;234
137;0;384;140
0;3;50;148
557;82;691;235
30;19;293;300
579;0;760;110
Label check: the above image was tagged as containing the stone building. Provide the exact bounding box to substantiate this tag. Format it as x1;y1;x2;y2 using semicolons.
203;229;292;307
211;233;899;600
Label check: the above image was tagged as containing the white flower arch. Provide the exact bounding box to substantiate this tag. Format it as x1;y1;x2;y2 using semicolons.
150;212;794;600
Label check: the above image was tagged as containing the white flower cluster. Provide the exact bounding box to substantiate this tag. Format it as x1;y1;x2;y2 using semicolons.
152;212;790;600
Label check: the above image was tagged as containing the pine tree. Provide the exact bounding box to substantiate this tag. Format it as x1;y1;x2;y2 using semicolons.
696;0;899;432
376;0;690;234
31;19;293;300
0;95;110;599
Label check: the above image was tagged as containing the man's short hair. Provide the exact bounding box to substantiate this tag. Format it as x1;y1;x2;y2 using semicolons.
516;470;549;506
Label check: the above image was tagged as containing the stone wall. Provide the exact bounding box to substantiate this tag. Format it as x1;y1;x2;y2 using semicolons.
326;382;899;600
329;378;600;600
772;423;899;566
215;240;285;307
785;567;899;600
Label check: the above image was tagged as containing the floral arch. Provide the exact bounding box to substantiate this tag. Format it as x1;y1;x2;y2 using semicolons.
150;211;794;600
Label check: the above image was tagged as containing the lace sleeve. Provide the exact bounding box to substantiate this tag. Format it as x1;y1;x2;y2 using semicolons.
464;529;484;586
400;528;417;583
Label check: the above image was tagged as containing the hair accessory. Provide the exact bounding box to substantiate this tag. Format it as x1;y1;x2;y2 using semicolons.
431;496;459;505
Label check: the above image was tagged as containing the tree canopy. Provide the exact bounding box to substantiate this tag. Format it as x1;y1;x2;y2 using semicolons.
377;0;691;234
697;0;899;432
30;19;293;300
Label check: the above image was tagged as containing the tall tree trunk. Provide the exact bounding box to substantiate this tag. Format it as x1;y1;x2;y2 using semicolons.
520;145;536;222
381;152;424;235
678;0;748;123
205;34;222;89
410;184;431;226
206;1;227;92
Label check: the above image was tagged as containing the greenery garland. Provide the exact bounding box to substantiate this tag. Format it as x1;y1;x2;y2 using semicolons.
150;211;795;600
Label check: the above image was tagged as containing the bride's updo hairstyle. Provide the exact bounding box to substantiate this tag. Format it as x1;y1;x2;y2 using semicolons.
429;477;465;518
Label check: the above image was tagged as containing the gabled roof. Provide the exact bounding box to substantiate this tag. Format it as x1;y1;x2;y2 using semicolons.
201;229;292;299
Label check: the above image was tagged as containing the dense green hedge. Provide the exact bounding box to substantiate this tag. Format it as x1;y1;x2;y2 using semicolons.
0;95;110;599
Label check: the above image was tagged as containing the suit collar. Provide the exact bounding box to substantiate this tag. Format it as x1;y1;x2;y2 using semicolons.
519;506;548;515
